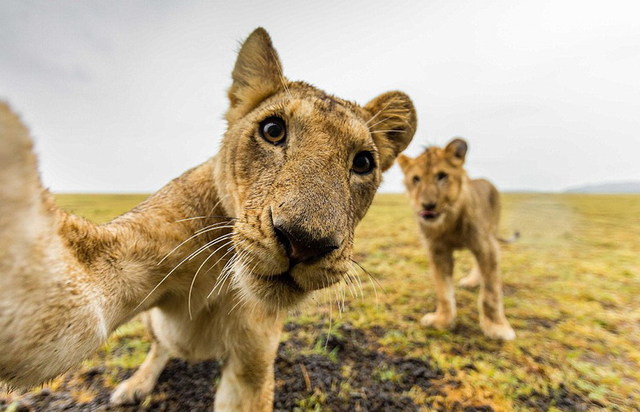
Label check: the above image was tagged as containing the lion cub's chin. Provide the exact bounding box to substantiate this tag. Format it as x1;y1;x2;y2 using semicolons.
233;260;347;312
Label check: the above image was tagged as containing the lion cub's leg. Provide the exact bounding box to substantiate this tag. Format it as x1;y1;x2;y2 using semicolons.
421;247;456;330
110;318;171;406
214;324;281;412
459;258;482;288
472;240;515;340
110;340;170;404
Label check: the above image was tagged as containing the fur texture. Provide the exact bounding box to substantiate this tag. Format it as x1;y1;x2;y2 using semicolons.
0;28;416;411
398;138;515;340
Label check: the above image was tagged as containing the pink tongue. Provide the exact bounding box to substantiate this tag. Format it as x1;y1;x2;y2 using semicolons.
419;210;436;217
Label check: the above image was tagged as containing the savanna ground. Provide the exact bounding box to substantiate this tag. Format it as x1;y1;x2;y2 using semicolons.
1;193;638;411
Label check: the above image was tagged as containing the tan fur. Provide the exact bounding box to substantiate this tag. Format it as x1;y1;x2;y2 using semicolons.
0;28;416;410
398;138;515;340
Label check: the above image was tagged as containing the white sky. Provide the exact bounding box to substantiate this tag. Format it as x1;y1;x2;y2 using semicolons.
1;0;639;193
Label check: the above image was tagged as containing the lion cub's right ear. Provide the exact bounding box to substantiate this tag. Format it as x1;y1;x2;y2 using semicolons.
226;28;286;124
397;154;412;173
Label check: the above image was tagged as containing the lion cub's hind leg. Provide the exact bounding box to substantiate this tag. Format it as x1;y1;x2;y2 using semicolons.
458;259;482;288
110;336;170;405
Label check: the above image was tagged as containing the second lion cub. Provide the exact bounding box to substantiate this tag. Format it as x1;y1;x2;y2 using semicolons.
398;138;516;340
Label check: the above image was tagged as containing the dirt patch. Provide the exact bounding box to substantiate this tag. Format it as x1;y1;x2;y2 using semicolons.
0;323;593;411
1;360;219;411
274;323;444;411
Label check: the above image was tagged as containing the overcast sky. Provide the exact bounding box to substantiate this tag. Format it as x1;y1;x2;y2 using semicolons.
1;1;639;193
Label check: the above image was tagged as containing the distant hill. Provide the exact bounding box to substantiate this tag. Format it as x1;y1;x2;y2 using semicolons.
565;181;640;194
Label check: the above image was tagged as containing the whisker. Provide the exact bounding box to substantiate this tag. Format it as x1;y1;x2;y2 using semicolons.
157;222;234;266
188;233;235;261
349;259;384;310
174;216;237;223
350;259;385;293
343;272;358;300
135;233;233;311
207;240;253;298
370;129;408;134
187;239;234;320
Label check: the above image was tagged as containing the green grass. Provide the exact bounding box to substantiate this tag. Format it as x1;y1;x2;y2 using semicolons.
344;193;640;410
7;193;638;411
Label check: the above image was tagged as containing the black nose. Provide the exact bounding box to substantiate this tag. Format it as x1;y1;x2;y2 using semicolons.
423;202;437;211
273;224;340;264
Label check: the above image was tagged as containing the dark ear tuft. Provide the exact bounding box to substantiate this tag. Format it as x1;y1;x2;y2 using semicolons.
364;91;417;172
445;138;468;166
226;28;286;123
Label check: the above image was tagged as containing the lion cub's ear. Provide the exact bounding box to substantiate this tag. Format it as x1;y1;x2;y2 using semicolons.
365;91;417;172
397;154;412;173
226;28;286;123
445;138;468;166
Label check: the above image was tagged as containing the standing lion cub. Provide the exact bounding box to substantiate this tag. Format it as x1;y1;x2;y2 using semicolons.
398;138;516;340
0;28;416;410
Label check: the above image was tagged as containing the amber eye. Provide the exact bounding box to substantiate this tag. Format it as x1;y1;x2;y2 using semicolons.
259;117;286;144
412;175;420;185
436;171;448;181
352;151;375;174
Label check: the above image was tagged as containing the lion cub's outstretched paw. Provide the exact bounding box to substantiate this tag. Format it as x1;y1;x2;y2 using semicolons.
110;376;155;405
458;274;481;288
420;312;455;330
481;320;516;341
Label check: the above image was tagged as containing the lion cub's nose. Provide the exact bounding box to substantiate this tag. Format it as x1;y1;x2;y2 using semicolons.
273;224;340;264
423;202;437;211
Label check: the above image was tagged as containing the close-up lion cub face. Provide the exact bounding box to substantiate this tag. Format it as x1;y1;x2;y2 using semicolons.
216;29;417;310
397;138;468;226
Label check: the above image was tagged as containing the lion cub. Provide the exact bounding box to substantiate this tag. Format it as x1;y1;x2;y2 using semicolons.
398;138;515;340
0;28;417;411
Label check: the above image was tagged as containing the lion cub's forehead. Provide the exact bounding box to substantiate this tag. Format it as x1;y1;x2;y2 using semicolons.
284;93;370;140
413;147;447;173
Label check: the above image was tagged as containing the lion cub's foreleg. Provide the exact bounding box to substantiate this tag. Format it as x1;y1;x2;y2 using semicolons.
214;315;282;412
471;239;515;340
110;339;170;405
215;348;277;412
421;246;457;330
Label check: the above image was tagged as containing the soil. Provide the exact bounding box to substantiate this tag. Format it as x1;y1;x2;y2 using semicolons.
1;323;592;411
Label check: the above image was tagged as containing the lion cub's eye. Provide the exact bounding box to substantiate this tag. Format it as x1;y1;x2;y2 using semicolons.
259;117;286;145
412;176;420;185
436;172;448;181
352;151;375;174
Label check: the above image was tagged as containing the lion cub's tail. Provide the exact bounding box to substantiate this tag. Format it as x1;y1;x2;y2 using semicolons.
497;231;520;244
0;102;55;261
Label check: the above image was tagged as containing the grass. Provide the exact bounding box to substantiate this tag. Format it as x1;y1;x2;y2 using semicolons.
345;193;639;410
2;193;638;411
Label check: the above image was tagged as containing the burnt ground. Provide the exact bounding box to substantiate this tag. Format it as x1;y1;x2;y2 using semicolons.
1;323;593;412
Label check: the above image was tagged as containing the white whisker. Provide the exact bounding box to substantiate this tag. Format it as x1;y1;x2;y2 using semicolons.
135;233;233;311
157;222;234;266
187;239;234;320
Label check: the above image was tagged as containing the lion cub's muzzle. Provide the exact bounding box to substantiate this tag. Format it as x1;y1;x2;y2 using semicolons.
272;220;342;266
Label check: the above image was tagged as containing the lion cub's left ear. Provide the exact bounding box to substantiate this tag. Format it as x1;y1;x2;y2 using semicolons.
445;138;468;166
226;28;286;124
364;91;417;172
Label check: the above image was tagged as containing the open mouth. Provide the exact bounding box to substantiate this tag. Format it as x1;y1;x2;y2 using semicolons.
418;210;440;220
